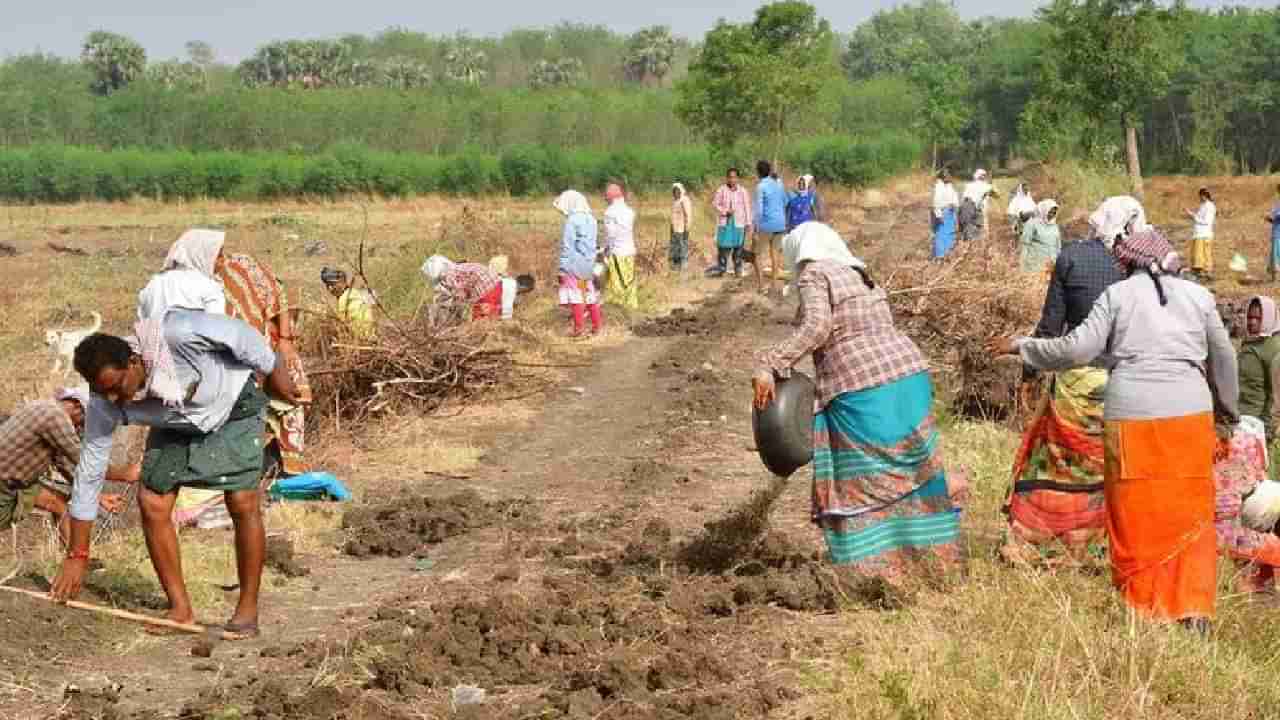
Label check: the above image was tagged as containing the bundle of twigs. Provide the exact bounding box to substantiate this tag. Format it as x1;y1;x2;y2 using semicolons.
882;238;1046;421
303;316;513;423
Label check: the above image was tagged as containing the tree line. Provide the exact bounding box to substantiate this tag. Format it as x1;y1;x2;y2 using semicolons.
0;0;1275;202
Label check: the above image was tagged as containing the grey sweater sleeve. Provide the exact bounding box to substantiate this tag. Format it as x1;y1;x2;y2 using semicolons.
1016;292;1113;371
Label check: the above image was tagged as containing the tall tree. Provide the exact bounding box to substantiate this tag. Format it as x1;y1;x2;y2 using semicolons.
623;26;676;86
1036;0;1187;194
841;0;972;81
909;61;970;168
80;31;146;95
676;1;835;155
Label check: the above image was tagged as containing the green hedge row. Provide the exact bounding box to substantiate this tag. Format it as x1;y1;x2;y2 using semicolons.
0;134;923;203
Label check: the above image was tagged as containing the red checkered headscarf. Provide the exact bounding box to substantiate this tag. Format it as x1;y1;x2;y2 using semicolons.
1111;228;1184;305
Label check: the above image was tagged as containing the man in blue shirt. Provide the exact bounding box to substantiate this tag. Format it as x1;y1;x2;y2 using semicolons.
752;160;788;294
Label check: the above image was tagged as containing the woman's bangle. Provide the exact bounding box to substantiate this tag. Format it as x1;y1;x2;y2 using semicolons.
66;548;90;561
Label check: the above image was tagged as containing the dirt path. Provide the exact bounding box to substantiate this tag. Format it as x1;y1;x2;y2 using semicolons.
13;283;867;720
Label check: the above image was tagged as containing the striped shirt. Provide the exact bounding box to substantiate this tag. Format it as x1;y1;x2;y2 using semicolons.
757;261;928;409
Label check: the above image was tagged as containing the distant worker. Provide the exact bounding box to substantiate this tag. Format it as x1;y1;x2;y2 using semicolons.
554;190;603;337
1265;184;1280;281
321;268;376;339
786;174;824;232
1007;182;1036;237
422;255;503;326
1019;199;1062;274
959;169;998;243
931;168;959;259
486;255;536;320
753;160;788;294
710;167;752;278
669;183;693;273
1186;187;1217;280
1215;296;1280;595
602;182;638;311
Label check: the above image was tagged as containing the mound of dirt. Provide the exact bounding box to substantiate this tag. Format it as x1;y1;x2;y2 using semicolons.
341;490;530;558
265;536;311;578
633;298;773;338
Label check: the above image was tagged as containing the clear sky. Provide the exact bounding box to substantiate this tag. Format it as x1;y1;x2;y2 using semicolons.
4;0;1266;62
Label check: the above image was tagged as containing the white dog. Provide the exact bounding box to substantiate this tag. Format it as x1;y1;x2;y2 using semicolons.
45;311;102;377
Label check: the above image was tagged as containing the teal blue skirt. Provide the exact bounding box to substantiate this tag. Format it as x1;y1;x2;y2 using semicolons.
812;372;960;573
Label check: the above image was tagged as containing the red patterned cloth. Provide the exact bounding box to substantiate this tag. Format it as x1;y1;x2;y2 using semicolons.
434;263;500;320
1112;228;1182;274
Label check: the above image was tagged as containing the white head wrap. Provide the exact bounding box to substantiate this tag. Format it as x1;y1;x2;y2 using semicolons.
163;228;225;277
1088;196;1149;245
974;169;988;181
1036;199;1060;225
553;190;592;217
421;255;455;287
55;385;91;410
1243;479;1280;534
672;182;687;199
781;222;865;272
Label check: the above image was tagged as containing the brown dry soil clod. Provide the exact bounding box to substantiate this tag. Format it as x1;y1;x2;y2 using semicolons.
264;536;311;578
633;295;775;338
341;489;533;559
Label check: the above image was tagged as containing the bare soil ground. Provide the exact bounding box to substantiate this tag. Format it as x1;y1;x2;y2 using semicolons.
5;282;882;720
8;172;1280;720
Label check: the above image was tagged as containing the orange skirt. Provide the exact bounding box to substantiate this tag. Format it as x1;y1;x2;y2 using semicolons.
1104;413;1216;621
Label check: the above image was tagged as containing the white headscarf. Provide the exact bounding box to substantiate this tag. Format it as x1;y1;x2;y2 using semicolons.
1036;199;1060;225
1088;196;1149;245
553;190;592;217
672;182;687;199
1249;296;1280;339
973;169;988;181
163;229;225;278
137;270;226;320
55;385;91;410
421;255;455;287
800;174;815;190
781;222;865;272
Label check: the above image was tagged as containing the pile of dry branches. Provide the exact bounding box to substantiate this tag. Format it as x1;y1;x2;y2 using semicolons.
301;314;515;424
883;238;1047;421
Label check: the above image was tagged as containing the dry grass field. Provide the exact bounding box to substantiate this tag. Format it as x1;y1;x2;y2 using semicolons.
3;169;1280;719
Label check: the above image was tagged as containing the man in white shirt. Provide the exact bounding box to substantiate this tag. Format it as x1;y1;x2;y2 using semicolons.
603;182;638;310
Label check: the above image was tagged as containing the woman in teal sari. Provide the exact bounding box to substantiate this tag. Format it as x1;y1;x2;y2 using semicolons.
752;223;962;580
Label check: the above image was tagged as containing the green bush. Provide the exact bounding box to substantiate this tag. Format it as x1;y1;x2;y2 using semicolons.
0;134;922;203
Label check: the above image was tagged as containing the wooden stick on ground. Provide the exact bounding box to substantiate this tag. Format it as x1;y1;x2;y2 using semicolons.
0;584;205;635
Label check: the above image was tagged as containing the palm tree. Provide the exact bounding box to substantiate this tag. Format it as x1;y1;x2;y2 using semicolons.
445;41;488;85
146;60;204;91
81;31;147;95
529;58;584;89
623;26;676;86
